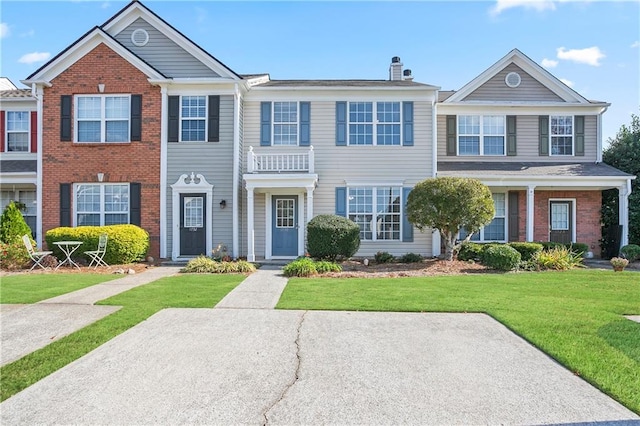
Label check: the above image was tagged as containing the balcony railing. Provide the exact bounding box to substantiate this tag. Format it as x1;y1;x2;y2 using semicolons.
247;146;314;173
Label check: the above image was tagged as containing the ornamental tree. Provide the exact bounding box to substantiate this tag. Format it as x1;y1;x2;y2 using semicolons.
406;177;495;261
0;201;32;244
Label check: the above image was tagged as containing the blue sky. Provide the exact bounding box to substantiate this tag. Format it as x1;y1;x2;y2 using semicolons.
1;0;638;143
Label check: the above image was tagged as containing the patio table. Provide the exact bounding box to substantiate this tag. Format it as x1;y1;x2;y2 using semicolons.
54;241;83;270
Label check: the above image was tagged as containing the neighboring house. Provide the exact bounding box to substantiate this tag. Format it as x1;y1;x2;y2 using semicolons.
0;78;38;237
436;49;634;256
7;1;633;261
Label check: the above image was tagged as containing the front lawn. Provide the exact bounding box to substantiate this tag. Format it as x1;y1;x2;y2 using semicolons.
0;274;244;401
0;274;120;304
277;269;640;414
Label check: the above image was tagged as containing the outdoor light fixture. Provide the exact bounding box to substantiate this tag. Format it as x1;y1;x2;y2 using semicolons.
97;173;104;182
98;83;105;93
219;200;226;209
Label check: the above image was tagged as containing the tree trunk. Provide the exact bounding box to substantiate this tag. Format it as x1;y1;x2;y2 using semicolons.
442;231;456;261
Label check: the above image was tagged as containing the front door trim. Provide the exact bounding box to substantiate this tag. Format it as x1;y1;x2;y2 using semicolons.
170;173;213;260
265;192;304;260
548;198;576;243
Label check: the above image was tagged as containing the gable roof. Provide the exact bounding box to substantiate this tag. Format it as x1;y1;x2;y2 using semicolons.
443;49;595;104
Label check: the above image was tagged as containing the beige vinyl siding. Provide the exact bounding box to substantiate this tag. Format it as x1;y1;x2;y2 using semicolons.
437;114;598;163
166;96;234;256
241;99;434;258
114;18;219;78
464;64;564;102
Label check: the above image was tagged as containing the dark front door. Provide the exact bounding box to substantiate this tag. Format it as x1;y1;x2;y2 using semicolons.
180;193;206;256
549;201;572;244
272;196;298;257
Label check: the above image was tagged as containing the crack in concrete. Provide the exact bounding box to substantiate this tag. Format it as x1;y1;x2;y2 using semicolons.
262;310;307;426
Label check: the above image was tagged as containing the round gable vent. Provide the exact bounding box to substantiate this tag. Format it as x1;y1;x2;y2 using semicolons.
505;71;521;88
131;28;149;47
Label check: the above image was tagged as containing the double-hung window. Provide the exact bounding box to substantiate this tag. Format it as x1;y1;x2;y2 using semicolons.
348;102;401;145
348;187;401;241
459;193;506;242
6;111;30;152
76;95;129;143
458;115;505;155
181;96;206;142
550;115;573;155
75;183;129;226
273;102;298;145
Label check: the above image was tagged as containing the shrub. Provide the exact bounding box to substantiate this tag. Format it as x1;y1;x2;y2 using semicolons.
399;252;424;263
620;244;640;262
482;245;521;271
531;246;584;271
234;260;257;273
539;241;566;252
283;257;317;277
181;256;217;273
0;201;32;244
374;251;395;264
457;242;483;261
568;243;589;257
181;256;257;274
307;215;360;261
0;240;31;270
610;257;629;271
314;260;342;274
508;242;543;262
45;224;149;265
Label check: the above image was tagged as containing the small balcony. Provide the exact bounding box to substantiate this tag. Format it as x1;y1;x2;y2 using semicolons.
247;146;314;174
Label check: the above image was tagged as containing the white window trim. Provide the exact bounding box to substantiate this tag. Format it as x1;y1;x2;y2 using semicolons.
5;111;31;153
549;115;574;157
457;115;506;156
347;101;403;146
347;186;403;242
548;198;577;243
74;94;131;144
73;183;130;226
272;101;299;146
179;95;208;143
460;192;508;242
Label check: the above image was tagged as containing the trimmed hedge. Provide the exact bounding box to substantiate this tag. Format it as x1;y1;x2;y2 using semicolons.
457;242;483;261
45;225;149;265
620;244;640;262
307;214;360;260
482;245;521;271
508;242;543;262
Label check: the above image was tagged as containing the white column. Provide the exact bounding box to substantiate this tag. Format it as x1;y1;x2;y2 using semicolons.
619;182;631;248
247;189;255;262
432;230;441;257
306;186;314;224
35;84;44;248
159;85;168;259
526;185;535;242
231;84;241;259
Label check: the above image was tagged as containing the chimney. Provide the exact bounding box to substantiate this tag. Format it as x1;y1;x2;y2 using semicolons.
403;69;414;81
389;56;403;81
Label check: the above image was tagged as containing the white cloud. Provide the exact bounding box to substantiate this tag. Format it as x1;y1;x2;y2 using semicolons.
18;52;51;64
631;41;640;48
0;23;10;39
556;46;605;66
101;2;110;9
541;58;558;68
490;0;556;16
559;78;574;88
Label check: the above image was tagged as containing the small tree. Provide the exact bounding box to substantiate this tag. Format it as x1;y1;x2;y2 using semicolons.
0;201;32;244
406;177;495;261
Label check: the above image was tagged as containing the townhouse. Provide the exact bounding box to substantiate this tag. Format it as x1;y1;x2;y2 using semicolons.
0;0;633;261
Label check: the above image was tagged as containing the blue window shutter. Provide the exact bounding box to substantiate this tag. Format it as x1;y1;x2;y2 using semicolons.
335;187;347;217
402;102;414;146
335;102;347;146
402;187;414;242
260;102;271;146
299;102;310;146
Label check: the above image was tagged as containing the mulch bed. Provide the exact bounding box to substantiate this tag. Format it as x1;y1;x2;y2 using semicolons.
322;259;490;278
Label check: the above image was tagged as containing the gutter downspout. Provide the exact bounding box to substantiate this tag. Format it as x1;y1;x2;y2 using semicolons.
596;106;608;163
232;83;240;259
431;94;438;178
34;84;44;248
159;85;168;259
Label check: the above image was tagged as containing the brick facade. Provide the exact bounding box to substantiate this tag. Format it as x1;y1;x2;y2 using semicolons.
41;43;161;257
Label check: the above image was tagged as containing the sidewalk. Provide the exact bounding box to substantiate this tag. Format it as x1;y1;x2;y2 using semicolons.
215;264;288;309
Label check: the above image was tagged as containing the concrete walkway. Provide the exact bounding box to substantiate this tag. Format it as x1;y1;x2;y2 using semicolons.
215;265;288;309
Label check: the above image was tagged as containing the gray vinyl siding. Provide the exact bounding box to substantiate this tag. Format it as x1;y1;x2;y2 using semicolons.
241;99;434;258
463;64;564;102
166;95;234;256
437;114;598;162
114;18;219;78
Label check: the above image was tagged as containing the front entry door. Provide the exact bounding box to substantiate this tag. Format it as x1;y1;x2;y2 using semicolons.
272;196;298;257
549;201;572;244
180;194;206;256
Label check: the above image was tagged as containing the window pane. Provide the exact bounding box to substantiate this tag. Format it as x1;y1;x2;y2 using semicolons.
106;121;128;142
459;227;480;241
376;124;401;145
349;102;373;123
483;115;504;134
492;193;506;217
483;136;505;155
459;136;480;155
484;218;505;240
458;115;480;134
274;102;297;123
551;137;573;155
182;120;206;142
76;185;101;212
348;187;373;240
104;185;129;212
78;121;101;142
551;204;569;230
77;97;101;119
184;197;204;228
274;124;298;145
18;191;36;216
77;214;100;226
7;133;29;152
181;96;206;118
7;112;29;131
276;199;295;228
551;116;573;155
105;97;129;119
349;124;373;145
105;214;128;225
376;187;400;240
376;102;400;123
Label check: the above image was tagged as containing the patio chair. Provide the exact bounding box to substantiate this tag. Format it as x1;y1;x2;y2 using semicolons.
22;234;53;271
85;234;109;269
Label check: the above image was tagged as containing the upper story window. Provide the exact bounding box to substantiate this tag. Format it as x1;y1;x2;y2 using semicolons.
181;96;206;142
273;102;298;145
6;111;30;152
75;183;129;226
76;95;130;143
348;186;401;241
348;102;401;146
550;115;573;156
458;115;505;156
459;193;506;242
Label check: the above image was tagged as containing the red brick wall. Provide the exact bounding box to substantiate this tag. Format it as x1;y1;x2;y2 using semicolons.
42;43;161;257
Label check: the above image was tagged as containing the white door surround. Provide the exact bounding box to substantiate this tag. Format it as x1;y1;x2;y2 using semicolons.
170;173;213;260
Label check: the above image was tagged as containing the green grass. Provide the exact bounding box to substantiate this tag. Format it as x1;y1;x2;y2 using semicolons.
0;274;244;401
277;269;640;414
0;274;121;304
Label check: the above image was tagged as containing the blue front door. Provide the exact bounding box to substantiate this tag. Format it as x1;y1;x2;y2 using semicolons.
272;196;298;257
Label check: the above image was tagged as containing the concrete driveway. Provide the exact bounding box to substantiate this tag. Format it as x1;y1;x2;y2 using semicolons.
1;308;637;425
